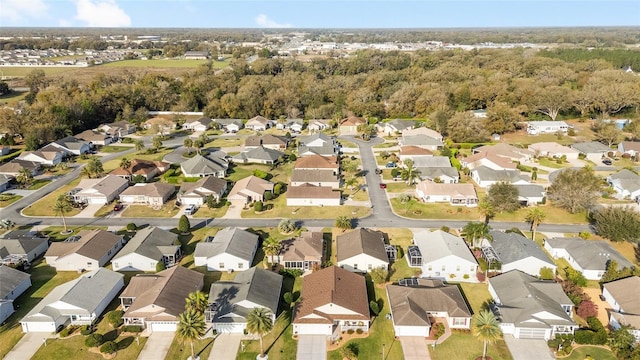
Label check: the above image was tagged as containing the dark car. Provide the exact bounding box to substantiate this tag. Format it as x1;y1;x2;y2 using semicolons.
379;183;387;189
385;162;397;168
602;158;613;165
113;203;123;211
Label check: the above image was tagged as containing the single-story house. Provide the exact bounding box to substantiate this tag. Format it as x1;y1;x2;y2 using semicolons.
418;167;460;183
401;127;443;142
487;230;556;277
386;278;472;337
461;152;517;171
75;129;113;146
336;228;389;273
528;142;580;159
513;184;546;206
227;176;274;205
206;267;282;333
180;154;228;178
307;119;331;133
232;146;283;165
48;136;91;156
0;160;41;177
472;143;533;163
607;169;640;200
276;119;303;133
617;141;640;157
400;134;443;151
214;119;244;133
112;227;180;272
415;181;478;207
291;169;340;188
0;233;49;265
410;230;478;281
276;231;324;271
570;142;611;162
0;174;12;192
470;166;530;188
73;175;129;205
399;146;433;162
21;268;124;333
489;270;576;340
286;183;341;207
194;227;259;271
0;266;31;324
292;266;370;337
245;134;289;150
527;121;569;135
143;117;177;135
110;159;170;181
338;116;366;135
98;121;136;138
178;176;228;205
543;237;633;280
297;133;338;157
294;154;339;175
245;116;272;131
183;117;213;132
184;50;210;59
45;229;126;272
120;266;204;332
602;277;640;342
378;119;415;135
17;149;64;166
118;183;175;206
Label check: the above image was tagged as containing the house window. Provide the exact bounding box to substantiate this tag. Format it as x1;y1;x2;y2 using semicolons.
238;263;243;269
368;264;372;270
219;263;225;268
353;264;358;270
456;265;460;271
453;318;467;326
87;262;93;267
441;265;446;271
113;262;119;268
428;265;432;271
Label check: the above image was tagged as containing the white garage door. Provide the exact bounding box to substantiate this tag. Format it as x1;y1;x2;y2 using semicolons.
22;322;56;333
149;322;177;332
88;197;107;205
214;323;246;333
296;324;332;336
517;328;547;339
395;326;428;337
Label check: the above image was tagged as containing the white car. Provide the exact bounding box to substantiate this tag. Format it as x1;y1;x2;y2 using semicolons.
184;205;197;215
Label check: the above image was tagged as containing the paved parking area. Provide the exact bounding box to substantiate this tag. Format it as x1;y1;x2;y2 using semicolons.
296;335;326;360
138;332;175;360
504;336;554;360
399;337;431;360
209;333;242;360
4;333;53;360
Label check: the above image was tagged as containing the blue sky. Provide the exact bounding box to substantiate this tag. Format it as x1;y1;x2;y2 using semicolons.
1;0;639;28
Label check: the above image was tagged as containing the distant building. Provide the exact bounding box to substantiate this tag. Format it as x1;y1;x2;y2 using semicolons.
184;51;210;60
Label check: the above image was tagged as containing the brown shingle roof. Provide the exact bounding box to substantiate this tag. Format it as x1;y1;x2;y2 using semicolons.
339;116;366;127
279;231;324;262
45;229;122;261
293;266;369;324
228;176;274;199
110;159;169;177
291;169;339;183
294;154;339;170
336;228;389;263
286;183;341;199
603;276;640;315
119;183;175;197
400;146;433;156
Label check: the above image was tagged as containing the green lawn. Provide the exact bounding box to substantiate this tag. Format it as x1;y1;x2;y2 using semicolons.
192;205;229;219
0;193;22;207
0;67;76;77
563;345;617;360
101;58;230;69
458;283;492;314
226;162;293;184
242;193;370;219
101;148;172;172
205;136;244;148
384;181;412;193
429;332;512;360
27;179;51;190
536;158;570;169
99;145;132;153
165;336;214;360
337;139;358;149
121;200;180;218
373;141;398;149
21;178;82;217
493;204;588;224
391;198;483;220
31;331;147;360
236;312;297;360
0;90;29;105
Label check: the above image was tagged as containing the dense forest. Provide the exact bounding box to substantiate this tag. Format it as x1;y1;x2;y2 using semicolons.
1;47;640;147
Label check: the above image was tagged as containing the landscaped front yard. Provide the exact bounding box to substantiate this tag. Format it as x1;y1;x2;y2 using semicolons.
242;193;371;219
31;329;147;360
562;345;617;360
390;198;483;220
0;193;22;207
21;178;82;217
429;332;512;360
121;200;180;218
165;336;213;360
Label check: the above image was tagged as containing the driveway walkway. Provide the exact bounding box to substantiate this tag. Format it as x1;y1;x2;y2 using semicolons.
296;335;326;360
209;333;242;360
221;199;245;219
399;337;431;360
137;332;175;360
4;332;54;360
503;336;554;360
73;203;103;218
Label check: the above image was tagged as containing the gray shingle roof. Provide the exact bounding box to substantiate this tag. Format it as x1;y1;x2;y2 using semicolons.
513;184;545;198
414;230;477;264
194;227;259;261
570;141;611;154
291;169;339;183
386;119;415;131
413;156;451;168
473;166;529;182
489;230;554;266
401;135;443;147
114;227;179;262
0;266;30;300
336;228;389;263
545;237;633;271
233;146;283;162
0;237;48;256
181;154;228;175
418;167;459;180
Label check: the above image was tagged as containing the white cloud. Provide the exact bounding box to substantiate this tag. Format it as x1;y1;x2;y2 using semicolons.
74;0;131;27
0;0;48;22
255;14;292;28
58;19;72;27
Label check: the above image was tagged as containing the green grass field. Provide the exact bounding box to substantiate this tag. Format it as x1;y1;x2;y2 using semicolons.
0;67;77;77
563;345;617;360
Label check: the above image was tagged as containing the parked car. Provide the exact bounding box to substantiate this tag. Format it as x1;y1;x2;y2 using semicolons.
375;168;382;175
379;183;387;189
385;162;397;168
113;203;123;211
185;204;197;215
602;158;613;165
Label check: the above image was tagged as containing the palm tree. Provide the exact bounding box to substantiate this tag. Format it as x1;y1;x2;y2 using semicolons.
194;139;204;155
263;237;281;265
119;157;132;180
345;177;359;195
472;310;502;360
246;307;274;359
177;309;206;360
16;167;33;188
152;136;163;150
462;222;491;248
134;139;145;152
53;195;72;233
334;216;353;232
478;200;496;225
185;291;208;315
525;207;546;241
401;159;421;186
183;138;193;153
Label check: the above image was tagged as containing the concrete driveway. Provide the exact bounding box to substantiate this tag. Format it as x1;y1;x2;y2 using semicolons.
296;335;327;360
503;336;554;360
137;332;175;360
210;333;242;360
73;203;103;218
221;199;245;219
399;337;430;360
4;333;53;360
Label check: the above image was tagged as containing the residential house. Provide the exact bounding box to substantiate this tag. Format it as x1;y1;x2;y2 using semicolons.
527;121;570;135
184;51;210;59
571;142;611;162
180;154;228;178
401;127;444;142
400;135;444;151
336;228;389;273
472;143;533;164
21;268;124;332
0;174;12;192
618;141;640;157
286;183;341;206
276;231;324;271
143;117;177;135
410;230;478;281
528;142;580;159
75;129;113;146
194;227;259;271
413;156;459;183
120;266;204;332
602;277;640;341
307;119;331;133
73;175;129;204
338;116;366;135
0;160;41;177
294;154;339;175
245;116;272;131
0;266;31;324
48;136;90;156
214;119;243;133
276;119;304;133
292;266;370;336
227;176;274;205
543;237;633;280
232;146;283;165
183;117;213;132
45;229;125;271
415;181;478;207
486;230;556;277
607;169;640;201
0;232;49;265
461;152;517;171
110;159;169;181
297;133;338;157
118;183;176;206
399;146;433;162
206;267;283;333
98;121;136;138
0;146;10;156
386;279;472;337
112;227;180;272
244;134;289;150
17;149;64;166
488;270;576;340
291;169;340;188
513;184;545;206
378;119;415;135
178;176;228;205
470;166;529;188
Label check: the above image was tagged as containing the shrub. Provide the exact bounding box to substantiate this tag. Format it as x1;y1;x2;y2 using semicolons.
122;325;143;333
356;328;363;334
463;274;470;279
254;201;263;212
539;267;555;280
574;330;595;344
264;192;273;201
106;310;124;328
126;223;137;231
156;260;166;272
283;292;293;305
279;268;304;278
80;325;93;335
391;168;400;178
85;333;104;347
177;215;190;233
369;300;380;316
564;267;587;287
253;169;269;179
476;271;486;282
273;183;283;195
347;329;355;334
440;226;450;233
100;341;117;354
59;328;71;338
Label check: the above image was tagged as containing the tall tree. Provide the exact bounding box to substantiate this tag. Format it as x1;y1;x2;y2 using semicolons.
176;309;206;360
134;139;145;152
53;195;72;233
16;167;33;188
478;200;496;225
185;291;209;315
334;216;353;231
183;138;193;153
547;168;601;214
472;310;502;360
246;307;274;359
119;157;132;180
152;136;163;150
262;237;281;265
525;207;546;240
401;159;421;186
486;182;520;213
462;222;491;247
